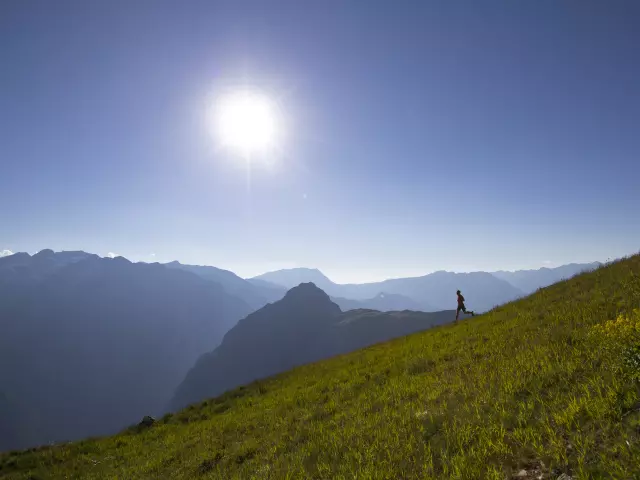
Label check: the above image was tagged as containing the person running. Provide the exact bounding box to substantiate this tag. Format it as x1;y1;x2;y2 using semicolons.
456;290;475;320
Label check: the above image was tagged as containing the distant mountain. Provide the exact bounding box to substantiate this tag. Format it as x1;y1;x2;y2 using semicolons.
0;251;252;451
252;268;336;292
491;262;602;294
170;283;454;411
253;262;606;312
348;271;524;312
165;261;285;309
251;269;523;312
331;292;436;312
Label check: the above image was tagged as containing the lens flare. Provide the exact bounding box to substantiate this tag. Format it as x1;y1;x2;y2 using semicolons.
212;90;281;156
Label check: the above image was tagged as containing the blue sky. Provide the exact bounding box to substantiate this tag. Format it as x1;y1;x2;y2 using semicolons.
1;0;638;283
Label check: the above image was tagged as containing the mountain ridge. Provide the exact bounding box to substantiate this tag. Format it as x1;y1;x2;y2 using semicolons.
250;262;602;310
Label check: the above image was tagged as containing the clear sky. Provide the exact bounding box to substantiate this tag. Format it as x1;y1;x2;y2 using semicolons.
1;1;639;283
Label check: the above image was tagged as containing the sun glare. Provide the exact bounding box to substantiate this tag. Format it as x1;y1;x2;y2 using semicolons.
213;90;281;156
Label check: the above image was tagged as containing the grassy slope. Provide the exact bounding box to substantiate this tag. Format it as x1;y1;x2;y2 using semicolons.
2;255;640;480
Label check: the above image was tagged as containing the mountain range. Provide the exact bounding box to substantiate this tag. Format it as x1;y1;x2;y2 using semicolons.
491;262;602;294
251;268;522;312
251;262;601;312
0;250;251;450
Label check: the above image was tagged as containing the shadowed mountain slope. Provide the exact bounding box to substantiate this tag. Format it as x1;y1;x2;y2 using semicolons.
170;283;453;410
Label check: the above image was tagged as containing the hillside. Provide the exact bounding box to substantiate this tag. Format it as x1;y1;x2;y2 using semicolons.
0;252;252;452
1;255;640;479
171;284;453;411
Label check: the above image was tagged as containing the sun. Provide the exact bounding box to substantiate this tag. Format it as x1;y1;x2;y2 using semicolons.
212;90;282;156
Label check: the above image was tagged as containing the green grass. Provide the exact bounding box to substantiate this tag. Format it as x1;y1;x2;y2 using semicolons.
2;255;640;479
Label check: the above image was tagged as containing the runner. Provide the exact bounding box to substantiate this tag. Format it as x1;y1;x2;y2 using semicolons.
456;290;475;320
